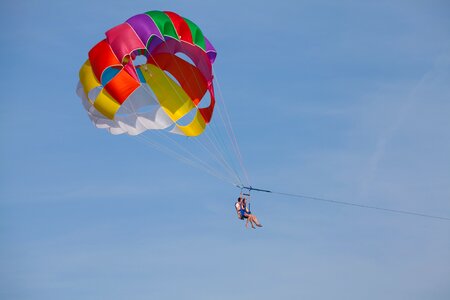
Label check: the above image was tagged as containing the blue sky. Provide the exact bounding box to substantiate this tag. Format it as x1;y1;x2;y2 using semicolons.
1;0;450;299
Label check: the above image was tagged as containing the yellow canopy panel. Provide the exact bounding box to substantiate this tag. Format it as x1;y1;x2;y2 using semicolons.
79;60;120;119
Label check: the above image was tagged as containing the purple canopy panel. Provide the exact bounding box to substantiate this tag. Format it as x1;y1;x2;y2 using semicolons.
126;14;164;47
204;37;217;63
147;38;164;54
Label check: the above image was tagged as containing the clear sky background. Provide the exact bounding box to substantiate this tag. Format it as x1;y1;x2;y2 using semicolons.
1;1;450;299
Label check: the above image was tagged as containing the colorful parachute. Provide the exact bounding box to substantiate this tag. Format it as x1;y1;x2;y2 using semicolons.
76;11;217;136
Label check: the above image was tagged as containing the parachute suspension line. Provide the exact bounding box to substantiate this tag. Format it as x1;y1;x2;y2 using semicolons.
213;92;249;186
203;128;244;186
166;47;243;181
158;48;246;188
153;129;241;186
135;127;239;186
236;186;450;221
133;134;237;185
168;54;244;186
190;136;243;185
130;64;237;185
126;70;233;185
133;135;204;175
211;70;247;166
212;69;251;186
113;59;241;186
202;99;247;187
79;11;244;187
152;130;238;184
92;69;240;186
100;82;216;180
140;51;241;186
211;81;246;180
204;100;247;186
160;48;245;186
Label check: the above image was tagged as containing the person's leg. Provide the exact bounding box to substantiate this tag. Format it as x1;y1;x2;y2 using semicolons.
252;215;262;227
244;213;256;228
249;216;256;228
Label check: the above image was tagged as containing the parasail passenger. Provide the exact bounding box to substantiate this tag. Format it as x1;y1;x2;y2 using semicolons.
235;196;262;229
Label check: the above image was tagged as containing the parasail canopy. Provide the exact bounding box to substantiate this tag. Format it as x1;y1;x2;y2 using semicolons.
76;10;251;188
77;10;217;137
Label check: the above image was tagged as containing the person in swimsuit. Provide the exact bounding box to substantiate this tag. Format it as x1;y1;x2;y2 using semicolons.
235;196;262;228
